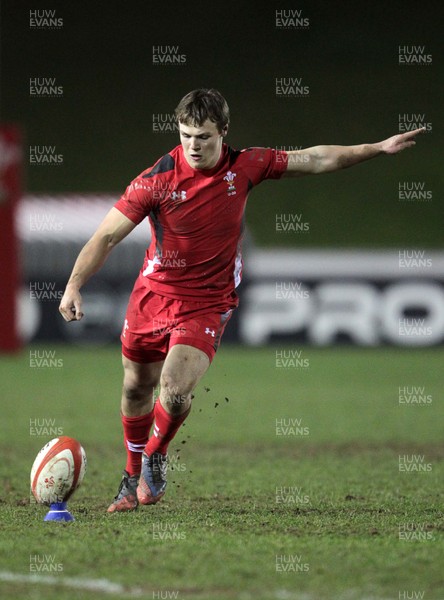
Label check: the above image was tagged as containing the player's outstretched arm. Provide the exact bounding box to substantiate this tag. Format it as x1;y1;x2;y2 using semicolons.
283;127;425;177
59;208;136;322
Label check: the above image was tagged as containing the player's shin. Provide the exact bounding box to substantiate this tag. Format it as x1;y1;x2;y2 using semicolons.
145;399;191;456
122;411;155;475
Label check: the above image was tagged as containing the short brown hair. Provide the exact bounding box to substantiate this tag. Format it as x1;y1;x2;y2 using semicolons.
175;89;230;133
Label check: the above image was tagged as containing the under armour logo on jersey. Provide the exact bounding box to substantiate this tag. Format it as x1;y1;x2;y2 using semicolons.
171;190;187;201
122;319;129;338
205;328;215;337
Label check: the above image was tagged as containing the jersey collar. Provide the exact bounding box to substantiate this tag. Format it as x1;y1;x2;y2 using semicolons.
179;144;228;177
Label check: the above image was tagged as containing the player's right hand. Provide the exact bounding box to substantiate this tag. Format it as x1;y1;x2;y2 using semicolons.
59;286;84;321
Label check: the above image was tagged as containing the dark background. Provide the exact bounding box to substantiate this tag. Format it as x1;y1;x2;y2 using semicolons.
1;0;442;247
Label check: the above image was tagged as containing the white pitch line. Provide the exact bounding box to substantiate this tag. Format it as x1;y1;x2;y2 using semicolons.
0;572;395;600
0;571;145;597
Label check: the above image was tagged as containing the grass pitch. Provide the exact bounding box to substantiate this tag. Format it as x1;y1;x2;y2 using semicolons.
0;345;443;600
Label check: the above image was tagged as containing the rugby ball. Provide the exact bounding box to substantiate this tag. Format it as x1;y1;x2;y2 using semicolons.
30;436;87;505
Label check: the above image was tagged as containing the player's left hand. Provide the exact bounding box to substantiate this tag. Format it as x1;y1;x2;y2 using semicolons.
380;127;426;155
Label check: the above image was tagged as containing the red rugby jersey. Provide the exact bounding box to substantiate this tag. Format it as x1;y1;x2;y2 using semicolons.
114;144;288;301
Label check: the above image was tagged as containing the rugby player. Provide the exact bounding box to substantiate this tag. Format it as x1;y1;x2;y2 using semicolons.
59;88;424;512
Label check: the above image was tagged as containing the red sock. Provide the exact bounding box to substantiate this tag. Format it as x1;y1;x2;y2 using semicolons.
122;410;154;476
145;400;190;456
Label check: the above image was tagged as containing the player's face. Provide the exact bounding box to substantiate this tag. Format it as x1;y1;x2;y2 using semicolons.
179;120;227;169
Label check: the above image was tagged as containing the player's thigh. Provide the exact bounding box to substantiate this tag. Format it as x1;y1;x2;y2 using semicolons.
160;344;210;393
122;354;164;396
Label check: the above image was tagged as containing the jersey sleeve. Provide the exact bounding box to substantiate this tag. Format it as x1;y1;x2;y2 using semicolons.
114;177;157;225
240;147;288;186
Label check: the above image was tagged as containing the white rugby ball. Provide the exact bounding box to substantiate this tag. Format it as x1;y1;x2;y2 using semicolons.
30;436;87;505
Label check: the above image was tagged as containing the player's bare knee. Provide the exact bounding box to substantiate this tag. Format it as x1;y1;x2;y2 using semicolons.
159;372;193;413
122;378;155;404
160;371;194;396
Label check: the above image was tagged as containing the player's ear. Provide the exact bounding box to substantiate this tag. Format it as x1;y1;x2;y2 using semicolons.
221;125;228;137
